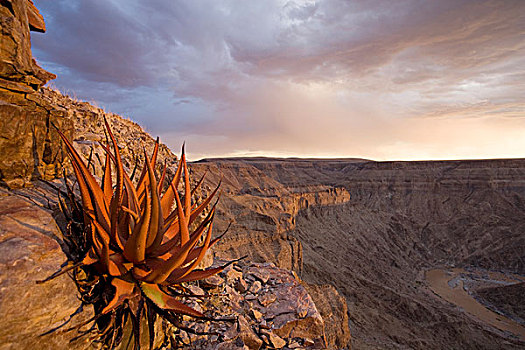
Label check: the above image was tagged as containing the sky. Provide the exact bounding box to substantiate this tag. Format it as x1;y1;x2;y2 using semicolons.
32;0;525;161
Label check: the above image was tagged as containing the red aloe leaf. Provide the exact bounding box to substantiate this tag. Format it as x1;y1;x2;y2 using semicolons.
183;153;191;217
142;214;207;284
99;142;140;215
157;161;167;193
162;216;180;241
81;246;99;266
56;129;111;232
160;144;184;221
176;257;243;285
144;149;164;251
124;181;152;264
161;220;214;285
168;265;224;285
69;160;94;219
104;118;126;250
140;283;204;318
190;170;207;197
101;278;137;314
189;182;220;224
146;228;179;258
90;218;124;276
102;151;112;204
173;183;190;245
136;137;160;201
183;218;230;265
121;206;139;222
150;205;214;259
117;190;131;244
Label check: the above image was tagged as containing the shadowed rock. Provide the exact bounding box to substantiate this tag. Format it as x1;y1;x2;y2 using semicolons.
0;193;92;350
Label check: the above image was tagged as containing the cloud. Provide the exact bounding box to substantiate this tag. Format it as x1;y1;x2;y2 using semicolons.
32;0;525;160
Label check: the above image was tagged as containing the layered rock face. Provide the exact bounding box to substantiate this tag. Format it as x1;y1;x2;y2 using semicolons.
192;158;352;274
192;159;354;349
194;157;525;349
0;0;71;187
0;0;53;87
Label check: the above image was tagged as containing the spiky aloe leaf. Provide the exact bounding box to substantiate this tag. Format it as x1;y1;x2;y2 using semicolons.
142;213;209;284
102;152;112;204
99;142;140;248
99;142;140;215
159;221;214;285
157;161;167;194
189;183;221;224
191;170;207;197
152;203;216;259
104;117;126;251
102;278;137;314
55;125;111;233
136;137;160;202
140;283;204;318
90;218;119;275
144;149;164;251
183;152;191;217
173;184;190;246
169;265;225;285
124;182;152;264
160;145;184;220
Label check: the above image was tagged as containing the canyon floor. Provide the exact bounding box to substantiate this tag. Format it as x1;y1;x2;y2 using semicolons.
191;157;525;349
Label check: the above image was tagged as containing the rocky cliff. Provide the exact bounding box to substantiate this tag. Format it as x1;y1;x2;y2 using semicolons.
0;0;71;187
0;178;331;349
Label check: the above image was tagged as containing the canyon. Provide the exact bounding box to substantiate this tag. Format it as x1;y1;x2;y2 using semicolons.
1;1;524;349
193;157;525;349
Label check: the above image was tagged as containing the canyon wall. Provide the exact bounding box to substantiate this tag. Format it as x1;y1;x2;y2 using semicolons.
191;158;353;273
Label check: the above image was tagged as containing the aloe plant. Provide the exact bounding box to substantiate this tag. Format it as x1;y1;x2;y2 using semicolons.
48;118;231;349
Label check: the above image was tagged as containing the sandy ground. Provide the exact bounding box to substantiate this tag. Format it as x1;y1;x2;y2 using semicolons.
426;268;525;341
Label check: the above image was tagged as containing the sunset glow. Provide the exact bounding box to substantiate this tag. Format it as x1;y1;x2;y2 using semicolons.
32;0;525;161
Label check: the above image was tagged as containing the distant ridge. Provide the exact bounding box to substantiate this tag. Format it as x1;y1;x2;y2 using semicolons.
193;156;370;163
194;156;525;164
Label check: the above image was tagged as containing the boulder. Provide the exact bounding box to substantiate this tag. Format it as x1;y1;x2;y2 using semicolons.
26;0;46;33
0;194;91;350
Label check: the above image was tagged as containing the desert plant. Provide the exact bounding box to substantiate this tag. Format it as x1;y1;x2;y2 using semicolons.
44;118;233;349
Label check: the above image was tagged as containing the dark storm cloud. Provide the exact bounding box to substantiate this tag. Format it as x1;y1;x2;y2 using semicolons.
32;0;525;160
